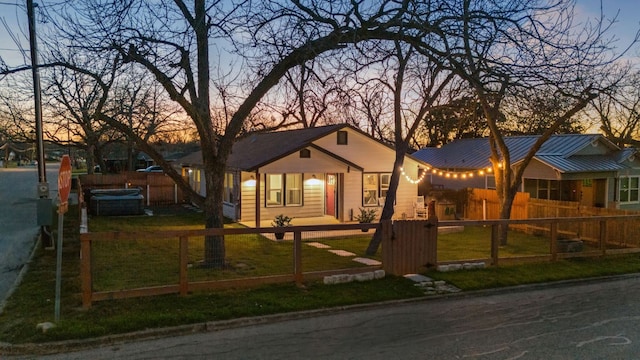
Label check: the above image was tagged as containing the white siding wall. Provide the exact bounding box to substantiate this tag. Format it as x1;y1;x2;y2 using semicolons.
343;170;363;221
314;129;422;219
240;172;257;222
239;172;325;222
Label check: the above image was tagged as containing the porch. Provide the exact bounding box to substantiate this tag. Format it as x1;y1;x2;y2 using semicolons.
240;215;368;241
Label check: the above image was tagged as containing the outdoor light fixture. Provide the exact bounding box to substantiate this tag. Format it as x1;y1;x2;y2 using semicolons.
245;175;256;187
307;174;321;185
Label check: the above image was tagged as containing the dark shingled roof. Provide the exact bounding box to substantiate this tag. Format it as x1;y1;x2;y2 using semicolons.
179;124;349;171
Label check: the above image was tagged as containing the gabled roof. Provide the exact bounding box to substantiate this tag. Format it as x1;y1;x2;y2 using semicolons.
412;134;629;174
178;123;416;171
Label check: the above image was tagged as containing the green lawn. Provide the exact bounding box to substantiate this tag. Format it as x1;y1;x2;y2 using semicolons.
2;204;640;345
89;212;380;291
89;215;603;291
438;226;600;261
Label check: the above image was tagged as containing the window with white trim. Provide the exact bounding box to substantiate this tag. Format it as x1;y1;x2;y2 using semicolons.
266;173;303;207
363;173;391;206
286;173;302;205
619;176;640;203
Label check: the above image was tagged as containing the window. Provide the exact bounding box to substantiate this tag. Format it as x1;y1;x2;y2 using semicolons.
286;173;302;205
380;173;391;198
525;179;568;201
266;173;303;207
223;172;235;203
619;176;640;203
300;149;311;158
363;173;391;206
266;174;282;206
337;131;348;145
192;169;201;192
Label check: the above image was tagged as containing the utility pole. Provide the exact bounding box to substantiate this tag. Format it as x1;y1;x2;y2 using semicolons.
27;0;52;247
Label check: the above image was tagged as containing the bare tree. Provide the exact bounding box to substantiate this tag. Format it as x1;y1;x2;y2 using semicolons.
362;40;455;254
44;0;440;267
593;69;640;147
436;0;620;244
43;56;121;173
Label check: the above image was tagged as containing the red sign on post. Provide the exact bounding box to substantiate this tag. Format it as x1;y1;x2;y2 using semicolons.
58;155;72;206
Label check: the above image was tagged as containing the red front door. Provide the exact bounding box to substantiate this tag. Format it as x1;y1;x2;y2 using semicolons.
325;174;337;217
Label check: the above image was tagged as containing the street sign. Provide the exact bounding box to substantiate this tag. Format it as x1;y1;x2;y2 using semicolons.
58;155;72;205
55;155;72;322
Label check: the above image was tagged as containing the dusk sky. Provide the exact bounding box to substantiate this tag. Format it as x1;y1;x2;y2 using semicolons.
0;1;638;72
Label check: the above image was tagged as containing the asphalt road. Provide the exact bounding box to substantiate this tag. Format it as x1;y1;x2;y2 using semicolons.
0;164;58;307
14;275;640;359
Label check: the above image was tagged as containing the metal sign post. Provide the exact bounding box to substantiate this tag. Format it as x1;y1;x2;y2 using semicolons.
54;156;71;322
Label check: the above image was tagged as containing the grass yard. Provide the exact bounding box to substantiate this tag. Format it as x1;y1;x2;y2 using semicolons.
3;203;640;345
438;225;601;261
89;210;380;291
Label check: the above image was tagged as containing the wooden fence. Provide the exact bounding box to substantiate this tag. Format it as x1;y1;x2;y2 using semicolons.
80;222;381;308
466;188;529;220
382;218;438;275
79;213;640;308
465;188;640;246
79;172;187;205
437;215;640;267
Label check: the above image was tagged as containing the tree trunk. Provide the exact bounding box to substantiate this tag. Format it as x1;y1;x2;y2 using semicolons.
497;184;518;246
201;156;226;268
366;149;405;255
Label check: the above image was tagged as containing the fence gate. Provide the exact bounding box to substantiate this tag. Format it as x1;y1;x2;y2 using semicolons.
382;218;438;276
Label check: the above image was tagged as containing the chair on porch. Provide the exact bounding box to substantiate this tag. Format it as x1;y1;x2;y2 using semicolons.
414;196;427;218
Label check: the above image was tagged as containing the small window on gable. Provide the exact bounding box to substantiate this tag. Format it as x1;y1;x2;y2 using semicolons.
337;131;348;145
300;149;311;158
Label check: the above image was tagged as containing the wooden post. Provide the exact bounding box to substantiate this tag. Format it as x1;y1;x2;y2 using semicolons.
491;224;499;267
550;222;558;262
381;220;393;274
294;230;302;285
599;220;607;255
179;236;188;296
80;234;92;309
255;171;261;229
426;200;438;267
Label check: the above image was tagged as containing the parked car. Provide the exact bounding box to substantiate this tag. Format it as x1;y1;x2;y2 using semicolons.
137;165;164;173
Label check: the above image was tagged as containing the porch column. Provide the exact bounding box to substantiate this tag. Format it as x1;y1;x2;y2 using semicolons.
255;171;261;229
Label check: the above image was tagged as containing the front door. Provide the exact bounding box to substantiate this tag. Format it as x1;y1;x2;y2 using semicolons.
325;173;337;217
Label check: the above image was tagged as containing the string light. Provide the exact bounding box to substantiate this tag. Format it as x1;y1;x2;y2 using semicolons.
400;165;494;184
400;166;428;184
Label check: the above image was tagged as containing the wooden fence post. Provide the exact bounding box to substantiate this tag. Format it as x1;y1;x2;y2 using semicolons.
491;224;499;266
550;222;558;262
80;234;92;309
599;220;607;256
179;236;188;296
294;230;302;285
381;220;393;274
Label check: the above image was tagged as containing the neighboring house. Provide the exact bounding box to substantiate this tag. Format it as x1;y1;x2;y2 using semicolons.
412;134;640;210
178;124;428;223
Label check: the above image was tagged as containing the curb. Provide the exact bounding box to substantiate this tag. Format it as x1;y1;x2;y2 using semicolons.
3;272;640;356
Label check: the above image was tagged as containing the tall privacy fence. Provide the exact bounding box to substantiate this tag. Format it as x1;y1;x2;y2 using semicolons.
79;172;187;206
465;188;640;243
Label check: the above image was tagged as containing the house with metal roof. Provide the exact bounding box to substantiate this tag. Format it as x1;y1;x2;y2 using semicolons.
412;134;640;210
179;124;428;224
